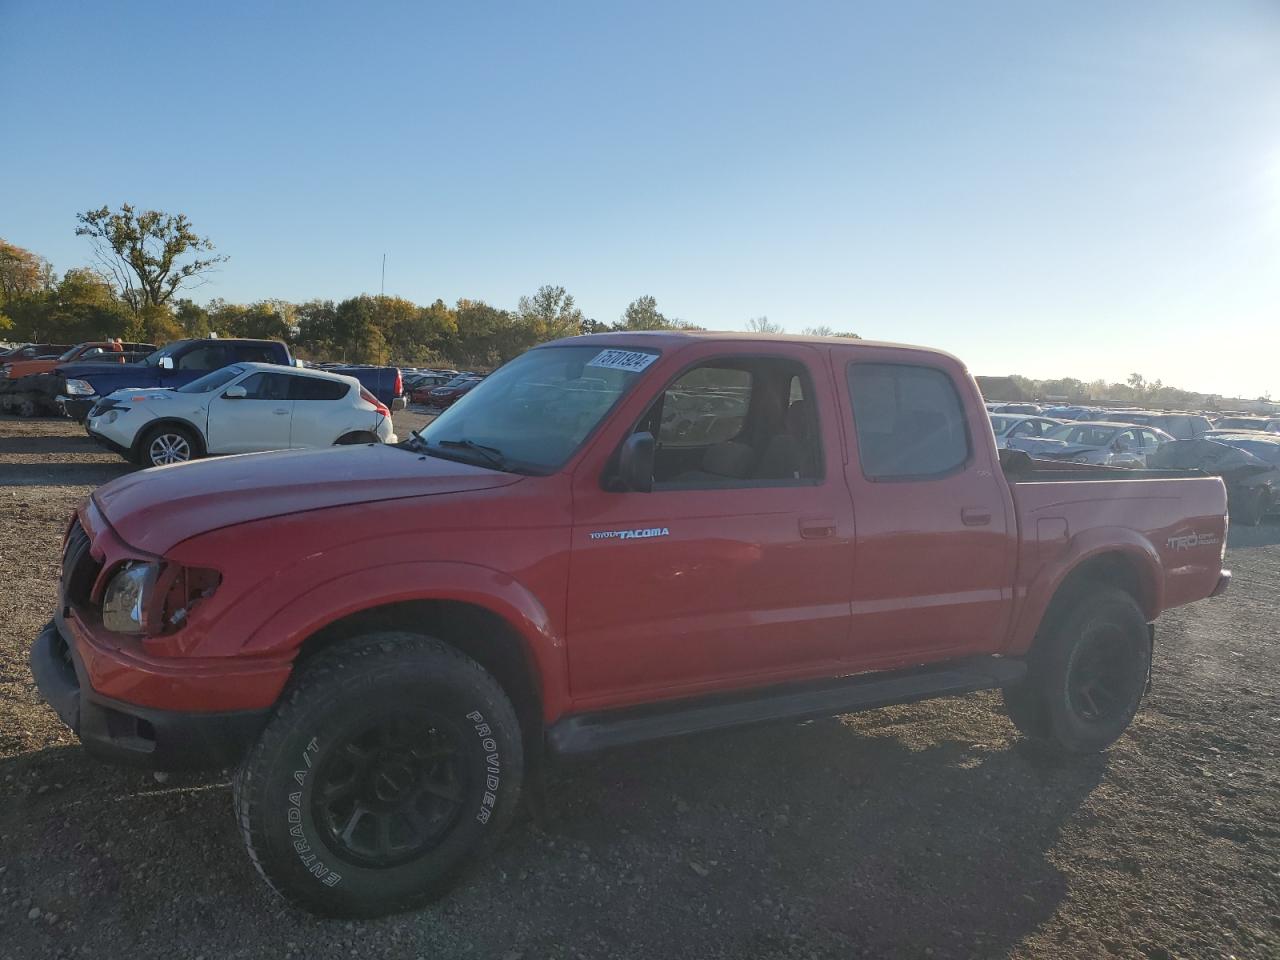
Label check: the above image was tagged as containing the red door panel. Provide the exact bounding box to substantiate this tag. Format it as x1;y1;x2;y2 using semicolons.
566;342;856;711
837;352;1017;667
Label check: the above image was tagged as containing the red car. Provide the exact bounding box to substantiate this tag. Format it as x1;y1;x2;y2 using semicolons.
32;332;1229;917
422;375;481;408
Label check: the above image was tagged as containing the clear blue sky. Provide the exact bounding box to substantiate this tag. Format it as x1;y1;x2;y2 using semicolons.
3;1;1278;397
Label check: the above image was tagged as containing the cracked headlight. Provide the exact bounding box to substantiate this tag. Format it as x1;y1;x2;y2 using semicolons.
102;562;160;634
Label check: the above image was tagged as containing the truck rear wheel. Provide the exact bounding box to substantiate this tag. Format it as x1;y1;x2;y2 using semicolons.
1003;586;1150;753
233;632;524;917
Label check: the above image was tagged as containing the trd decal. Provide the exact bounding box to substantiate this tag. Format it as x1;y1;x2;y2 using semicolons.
1167;532;1221;551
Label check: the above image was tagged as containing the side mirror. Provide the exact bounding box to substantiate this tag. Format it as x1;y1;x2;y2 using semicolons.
159;356;174;371
391;396;407;412
617;431;655;492
223;384;247;399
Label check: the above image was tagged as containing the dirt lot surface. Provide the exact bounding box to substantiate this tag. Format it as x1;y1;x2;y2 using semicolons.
1;415;1277;959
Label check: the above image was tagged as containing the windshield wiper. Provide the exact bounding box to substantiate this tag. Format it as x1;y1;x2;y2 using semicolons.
435;438;508;469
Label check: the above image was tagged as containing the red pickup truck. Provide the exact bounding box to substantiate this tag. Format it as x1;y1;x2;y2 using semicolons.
32;332;1230;917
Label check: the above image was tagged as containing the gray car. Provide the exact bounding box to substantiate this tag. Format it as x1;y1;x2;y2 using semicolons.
1008;421;1173;467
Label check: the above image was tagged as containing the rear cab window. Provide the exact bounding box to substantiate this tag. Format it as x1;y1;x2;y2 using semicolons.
846;362;971;479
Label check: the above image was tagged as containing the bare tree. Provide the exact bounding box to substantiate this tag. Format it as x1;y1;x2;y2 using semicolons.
746;315;784;333
802;324;860;338
75;204;227;314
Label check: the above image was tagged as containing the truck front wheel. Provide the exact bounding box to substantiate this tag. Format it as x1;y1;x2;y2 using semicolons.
233;632;524;917
1003;586;1151;753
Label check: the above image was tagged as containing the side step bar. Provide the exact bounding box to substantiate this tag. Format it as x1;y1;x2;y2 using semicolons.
548;656;1026;756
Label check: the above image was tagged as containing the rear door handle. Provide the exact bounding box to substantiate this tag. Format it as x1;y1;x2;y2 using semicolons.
799;517;836;539
961;507;991;526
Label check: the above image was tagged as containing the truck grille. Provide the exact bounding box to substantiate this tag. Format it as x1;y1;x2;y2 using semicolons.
61;518;102;606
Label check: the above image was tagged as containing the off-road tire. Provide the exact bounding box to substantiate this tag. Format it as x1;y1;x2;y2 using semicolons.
137;423;200;467
15;395;37;418
233;632;524;918
1003;586;1151;753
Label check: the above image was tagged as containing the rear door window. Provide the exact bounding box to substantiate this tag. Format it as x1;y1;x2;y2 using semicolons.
291;376;349;401
177;345;228;371
233;344;280;364
847;363;970;479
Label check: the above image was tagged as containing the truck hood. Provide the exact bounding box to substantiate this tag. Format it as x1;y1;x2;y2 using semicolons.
93;444;522;554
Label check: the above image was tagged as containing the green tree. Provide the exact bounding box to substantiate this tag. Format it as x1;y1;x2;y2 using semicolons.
295;299;339;357
173;299;212;337
451;299;514;366
617;294;669;330
332;296;391;363
0;239;54;299
380;297;457;363
5;268;131;342
516;285;583;345
75;204;227;314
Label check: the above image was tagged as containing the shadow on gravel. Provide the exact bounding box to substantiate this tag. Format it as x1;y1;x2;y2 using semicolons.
540;713;1109;957
2;710;1108;958
0;462;133;486
0;434;100;455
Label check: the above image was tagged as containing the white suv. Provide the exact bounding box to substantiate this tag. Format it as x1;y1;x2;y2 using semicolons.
86;363;398;467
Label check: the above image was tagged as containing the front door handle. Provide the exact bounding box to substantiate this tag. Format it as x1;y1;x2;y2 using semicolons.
961;507;992;526
799;517;836;539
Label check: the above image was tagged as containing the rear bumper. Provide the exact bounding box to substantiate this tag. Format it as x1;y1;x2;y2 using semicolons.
1210;569;1231;598
30;617;273;770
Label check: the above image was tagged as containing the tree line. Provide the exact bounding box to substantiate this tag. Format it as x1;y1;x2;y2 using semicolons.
1;205;858;369
979;372;1260;410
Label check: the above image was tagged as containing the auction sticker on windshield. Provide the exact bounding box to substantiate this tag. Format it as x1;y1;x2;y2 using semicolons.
587;349;659;373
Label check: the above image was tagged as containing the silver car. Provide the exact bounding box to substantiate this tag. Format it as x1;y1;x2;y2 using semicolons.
989;414;1063;449
1008;421;1173;467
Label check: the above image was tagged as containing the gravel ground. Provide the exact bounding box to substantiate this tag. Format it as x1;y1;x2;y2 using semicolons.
1;415;1277;960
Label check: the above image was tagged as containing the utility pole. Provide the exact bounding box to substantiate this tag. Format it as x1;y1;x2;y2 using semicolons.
381;253;386;298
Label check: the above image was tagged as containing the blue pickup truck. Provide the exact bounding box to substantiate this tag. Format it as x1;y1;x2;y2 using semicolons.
56;338;404;420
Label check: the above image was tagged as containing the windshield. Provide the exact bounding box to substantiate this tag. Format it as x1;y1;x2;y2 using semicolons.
1046;423;1118;445
143;341;190;366
415;345;659;472
177;365;243;394
989;415;1018;435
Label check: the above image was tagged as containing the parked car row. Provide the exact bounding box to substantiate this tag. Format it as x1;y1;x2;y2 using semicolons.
410;372;486;408
986;399;1280;437
988;404;1280;522
1000;419;1175;467
1151;433;1280;525
85;363;397;466
0;337;408;466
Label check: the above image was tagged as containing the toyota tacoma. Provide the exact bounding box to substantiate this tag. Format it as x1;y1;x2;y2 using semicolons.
31;332;1230;916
